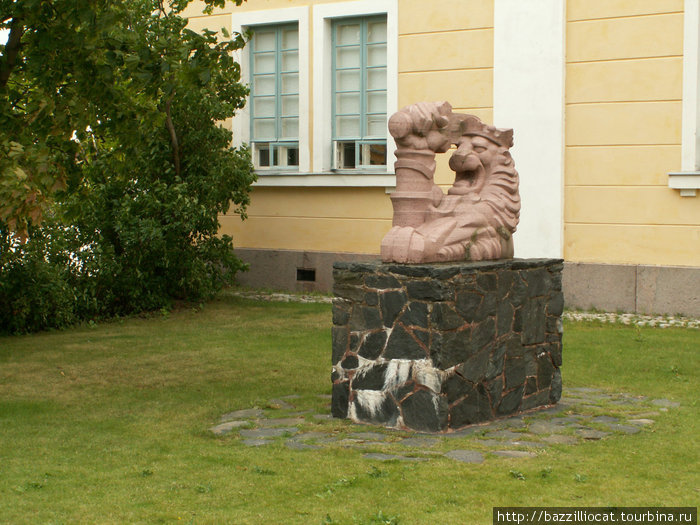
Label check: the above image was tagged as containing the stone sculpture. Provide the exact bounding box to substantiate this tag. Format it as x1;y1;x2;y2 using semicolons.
381;102;521;263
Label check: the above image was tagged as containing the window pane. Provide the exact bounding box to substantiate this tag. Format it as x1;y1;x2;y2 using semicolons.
253;119;275;139
367;91;386;114
336;69;360;92
366;114;387;137
281;94;298;117
253;75;275;96
336;92;361;114
367;20;387;43
281;117;298;139
336;46;360;68
367;67;386;90
253;30;276;52
336;115;360;137
253;52;276;74
367;43;386;67
253;96;276;118
255;143;271;167
281;50;298;72
361;143;387;165
281;28;298;50
336;141;356;169
281;72;298;94
279;145;299;167
336;23;361;45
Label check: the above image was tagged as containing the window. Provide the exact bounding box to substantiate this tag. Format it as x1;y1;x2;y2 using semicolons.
249;24;299;170
332;16;387;170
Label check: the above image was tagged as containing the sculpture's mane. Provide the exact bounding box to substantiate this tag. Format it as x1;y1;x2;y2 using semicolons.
479;147;521;234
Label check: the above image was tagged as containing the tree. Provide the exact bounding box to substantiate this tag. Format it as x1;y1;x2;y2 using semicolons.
0;0;256;332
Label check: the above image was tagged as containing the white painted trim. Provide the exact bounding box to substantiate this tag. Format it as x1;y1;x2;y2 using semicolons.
253;173;396;188
493;0;565;259
231;7;311;172
668;171;700;196
312;0;398;174
681;0;700;171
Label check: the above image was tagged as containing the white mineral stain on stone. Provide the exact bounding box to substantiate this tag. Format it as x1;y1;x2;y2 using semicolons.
412;360;443;394
383;360;413;390
353;390;387;419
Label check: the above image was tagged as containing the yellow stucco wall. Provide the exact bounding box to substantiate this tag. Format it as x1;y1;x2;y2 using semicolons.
565;0;699;267
186;0;698;266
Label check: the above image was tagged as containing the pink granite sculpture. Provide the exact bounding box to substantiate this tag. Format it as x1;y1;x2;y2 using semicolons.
381;102;521;263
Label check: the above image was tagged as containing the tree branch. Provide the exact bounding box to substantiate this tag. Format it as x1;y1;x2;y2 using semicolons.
164;95;181;178
0;17;26;89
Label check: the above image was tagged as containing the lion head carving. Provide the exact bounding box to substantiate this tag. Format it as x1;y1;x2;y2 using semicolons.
381;102;520;263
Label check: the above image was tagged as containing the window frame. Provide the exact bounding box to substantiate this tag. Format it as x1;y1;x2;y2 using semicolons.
249;23;300;171
232;7;310;173
313;0;398;176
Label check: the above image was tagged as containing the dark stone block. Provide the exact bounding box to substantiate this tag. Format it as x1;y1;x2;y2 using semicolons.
353;362;388;390
510;273;529;307
407;279;450;301
449;384;492;427
428;265;463;280
455;291;483;322
537;355;554;390
380;289;407;327
497;385;524;415
365;273;401;289
547;291;564;316
550;368;562;403
364;291;379;306
430;302;465;331
546;266;563;291
399;301;429;328
333;269;365;285
523;268;549;297
352;393;400;426
385;264;431;277
350;305;383;331
549;342;562;367
331;382;350;418
358;330;387;360
472;318;496;352
334;261;380;272
476;272;498;292
478;293;498;320
498;271;514;300
486;343;506;380
523;348;538;377
384;324;427;360
505;357;525;389
444;373;474;404
331;369;340;383
413;328;429;348
524;376;538;395
394;380;416;402
487;377;503;407
434;330;473;369
521;389;551;411
521;298;546;344
350;332;361;353
341;354;359;370
333;284;366;302
456;346;491;383
497;301;514;337
332;299;351;326
332;326;349;364
401;390;448;432
512;306;523;333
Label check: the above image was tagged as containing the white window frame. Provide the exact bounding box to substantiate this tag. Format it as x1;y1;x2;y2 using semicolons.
232;7;310;173
671;0;700;196
313;0;398;177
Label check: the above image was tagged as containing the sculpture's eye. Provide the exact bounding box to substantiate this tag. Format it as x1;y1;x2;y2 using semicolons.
473;145;487;153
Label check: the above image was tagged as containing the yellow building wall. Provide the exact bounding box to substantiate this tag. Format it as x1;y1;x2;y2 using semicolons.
186;0;496;254
565;0;700;267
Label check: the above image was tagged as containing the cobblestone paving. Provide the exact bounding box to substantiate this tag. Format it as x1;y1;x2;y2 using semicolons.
210;388;679;464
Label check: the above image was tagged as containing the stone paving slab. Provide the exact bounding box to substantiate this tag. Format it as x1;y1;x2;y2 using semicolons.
211;388;676;464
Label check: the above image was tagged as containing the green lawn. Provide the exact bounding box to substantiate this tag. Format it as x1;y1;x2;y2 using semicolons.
0;295;697;524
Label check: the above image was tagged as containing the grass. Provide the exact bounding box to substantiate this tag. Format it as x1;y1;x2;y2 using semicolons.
0;296;698;524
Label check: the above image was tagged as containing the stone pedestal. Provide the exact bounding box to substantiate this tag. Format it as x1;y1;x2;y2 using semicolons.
331;259;563;432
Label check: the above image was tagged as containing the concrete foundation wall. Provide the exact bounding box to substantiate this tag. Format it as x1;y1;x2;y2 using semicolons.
234;248;700;317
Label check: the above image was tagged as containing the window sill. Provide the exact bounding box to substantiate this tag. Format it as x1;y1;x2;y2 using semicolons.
253;171;396;188
668;171;700;197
